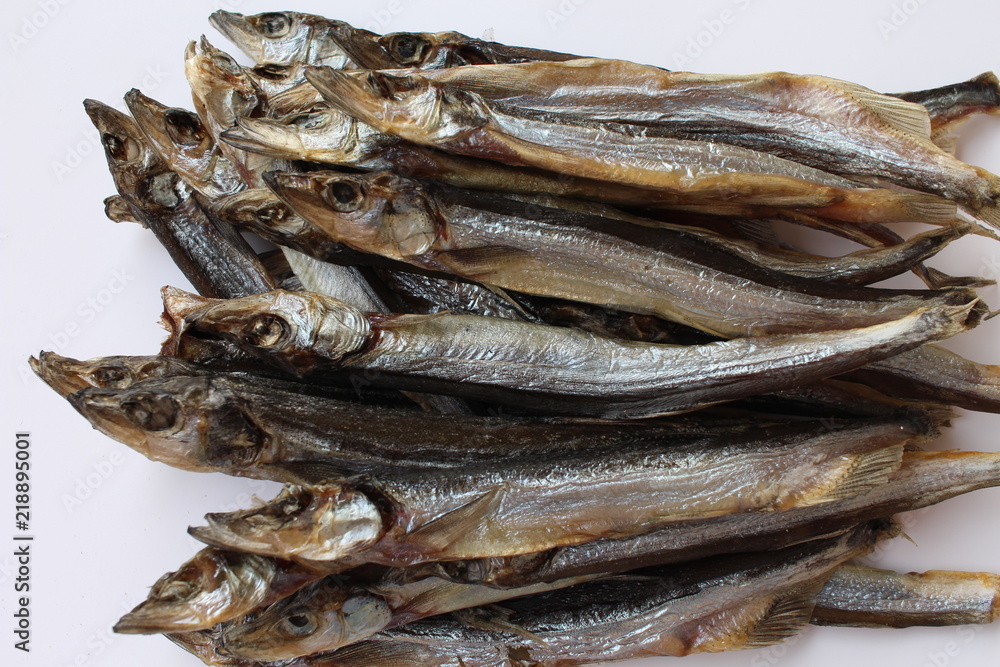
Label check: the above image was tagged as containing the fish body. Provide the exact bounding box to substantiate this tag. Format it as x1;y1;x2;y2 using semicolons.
439;449;1000;588
418;59;1000;218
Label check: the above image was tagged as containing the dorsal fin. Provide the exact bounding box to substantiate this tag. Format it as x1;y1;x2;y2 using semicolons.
835;79;933;139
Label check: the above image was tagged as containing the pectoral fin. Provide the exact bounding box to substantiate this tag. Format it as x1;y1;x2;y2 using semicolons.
403;486;505;552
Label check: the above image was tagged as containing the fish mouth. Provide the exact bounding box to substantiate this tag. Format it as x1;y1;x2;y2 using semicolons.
324;24;393;69
208;11;254;51
304;67;387;126
83;99;146;150
124;89;171;147
115;599;207;635
67;389;152;458
189;516;281;558
30;351;94;397
160;286;215;356
221;117;301;158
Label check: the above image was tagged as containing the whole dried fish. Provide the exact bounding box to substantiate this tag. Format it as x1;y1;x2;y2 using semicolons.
264;170;982;338
413;59;1000;223
812;565;1000;628
187;413;917;565
169;286;979;418
307;69;964;226
84;100;276;298
61;366;910;479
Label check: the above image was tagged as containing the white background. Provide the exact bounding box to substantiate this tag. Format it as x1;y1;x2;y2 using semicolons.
2;0;999;665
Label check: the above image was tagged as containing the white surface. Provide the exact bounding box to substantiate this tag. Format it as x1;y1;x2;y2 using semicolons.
2;0;999;665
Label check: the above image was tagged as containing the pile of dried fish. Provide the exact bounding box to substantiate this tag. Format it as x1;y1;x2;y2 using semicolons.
33;10;1000;666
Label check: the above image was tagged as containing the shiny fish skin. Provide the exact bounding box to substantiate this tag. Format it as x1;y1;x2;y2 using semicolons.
187;415;919;565
417;59;1000;217
437;450;1000;589
306;69;963;226
83;100;276;299
264;170;982;338
812;566;1000;628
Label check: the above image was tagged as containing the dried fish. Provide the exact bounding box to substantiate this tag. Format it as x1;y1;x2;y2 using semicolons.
264;170;982;338
125;90;244;199
186;414;917;565
307;69;965;226
114;548;322;634
414;59;1000;223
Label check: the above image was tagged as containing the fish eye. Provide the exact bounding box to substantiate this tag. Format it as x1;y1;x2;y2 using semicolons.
384;34;431;65
121;394;179;431
242;314;290;349
212;53;243;77
323;180;364;213
163;109;206;146
102;133;140;162
279;611;317;637
288;112;329;130
257;12;291;38
256;203;289;224
89;366;133;389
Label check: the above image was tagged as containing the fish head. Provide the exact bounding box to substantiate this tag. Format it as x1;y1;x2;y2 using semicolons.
123;89;240;197
265;170;440;262
210;188;306;241
29;351;197;397
68;376;272;472
84;99;171;199
305;67;488;144
210;10;351;68
222;108;361;163
163;288;371;375
185;37;259;135
115;548;276;634
190;484;384;562
220;580;392;660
